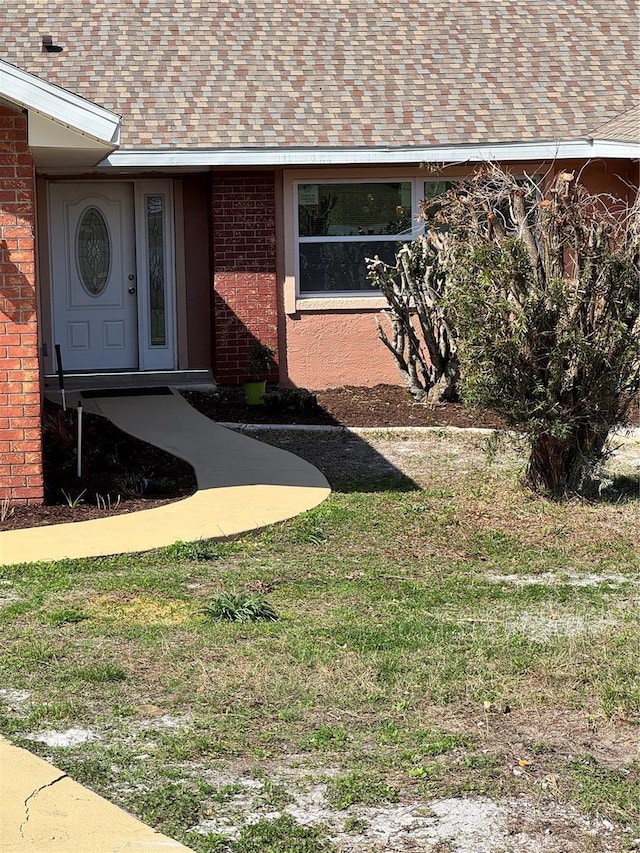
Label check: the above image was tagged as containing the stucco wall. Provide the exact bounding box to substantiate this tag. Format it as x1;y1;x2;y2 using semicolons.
558;159;639;201
0;105;43;503
280;158;639;391
283;309;400;389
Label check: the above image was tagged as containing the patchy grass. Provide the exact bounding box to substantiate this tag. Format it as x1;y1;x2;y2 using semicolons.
126;780;212;839
327;771;400;809
228;814;334;853
0;430;638;851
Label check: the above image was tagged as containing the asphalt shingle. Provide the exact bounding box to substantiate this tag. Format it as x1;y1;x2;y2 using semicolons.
589;105;640;144
2;0;638;149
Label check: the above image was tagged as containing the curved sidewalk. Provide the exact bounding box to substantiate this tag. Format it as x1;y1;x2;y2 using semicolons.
0;735;193;852
0;391;330;566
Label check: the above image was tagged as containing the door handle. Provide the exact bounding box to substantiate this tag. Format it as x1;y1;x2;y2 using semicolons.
128;286;136;294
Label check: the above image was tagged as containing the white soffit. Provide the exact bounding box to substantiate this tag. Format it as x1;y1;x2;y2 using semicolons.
28;113;117;168
100;139;640;168
0;59;121;147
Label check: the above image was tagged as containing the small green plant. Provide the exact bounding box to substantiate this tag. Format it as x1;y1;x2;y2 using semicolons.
405;762;442;780
203;591;278;622
7;637;57;670
377;719;401;743
185;831;228;852
164;539;220;561
414;728;474;756
327;771;399;809
258;779;293;809
291;523;327;546
128;782;204;838
156;729;227;761
47;607;87;627
61;488;86;508
244;342;276;380
74;662;127;683
464;754;499;771
305;724;349;751
51;750;111;788
528;739;554;756
211;782;244;803
343;816;368;834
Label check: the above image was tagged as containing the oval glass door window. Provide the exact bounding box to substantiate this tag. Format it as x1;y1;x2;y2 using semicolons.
76;207;111;295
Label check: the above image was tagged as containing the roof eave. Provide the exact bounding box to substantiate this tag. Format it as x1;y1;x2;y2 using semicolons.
0;59;121;146
99;138;640;169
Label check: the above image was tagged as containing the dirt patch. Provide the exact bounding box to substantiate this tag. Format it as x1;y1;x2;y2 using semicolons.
485;572;640;588
186;757;626;851
28;727;98;748
202;791;620;851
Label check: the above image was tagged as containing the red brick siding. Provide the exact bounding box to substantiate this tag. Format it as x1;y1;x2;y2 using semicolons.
211;173;278;383
0;105;43;504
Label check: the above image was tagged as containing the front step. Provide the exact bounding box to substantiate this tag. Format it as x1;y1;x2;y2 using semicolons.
43;369;216;393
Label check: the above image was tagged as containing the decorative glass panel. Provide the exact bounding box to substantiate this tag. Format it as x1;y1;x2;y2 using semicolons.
146;195;166;346
76;207;110;295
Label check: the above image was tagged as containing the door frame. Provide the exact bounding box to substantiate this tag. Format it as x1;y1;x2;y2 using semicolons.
44;178;177;373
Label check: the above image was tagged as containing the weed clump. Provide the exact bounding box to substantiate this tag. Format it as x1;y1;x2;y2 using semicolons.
203;591;278;623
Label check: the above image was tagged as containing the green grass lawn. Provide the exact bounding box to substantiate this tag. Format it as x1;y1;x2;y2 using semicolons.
1;430;638;852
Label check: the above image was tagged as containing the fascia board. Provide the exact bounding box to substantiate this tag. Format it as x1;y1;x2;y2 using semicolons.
586;139;640;156
0;60;121;145
101;139;639;168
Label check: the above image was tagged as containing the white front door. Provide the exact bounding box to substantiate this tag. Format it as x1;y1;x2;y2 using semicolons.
50;182;138;371
49;181;176;372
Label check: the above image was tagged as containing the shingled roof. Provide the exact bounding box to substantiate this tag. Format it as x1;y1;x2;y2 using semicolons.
589;106;640;145
2;0;638;151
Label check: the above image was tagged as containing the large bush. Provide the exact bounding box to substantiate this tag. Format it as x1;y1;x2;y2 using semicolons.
441;166;640;495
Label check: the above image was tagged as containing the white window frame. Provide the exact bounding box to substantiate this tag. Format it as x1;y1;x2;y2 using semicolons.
283;169;451;313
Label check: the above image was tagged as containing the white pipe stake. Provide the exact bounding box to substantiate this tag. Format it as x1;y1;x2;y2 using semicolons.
76;402;83;479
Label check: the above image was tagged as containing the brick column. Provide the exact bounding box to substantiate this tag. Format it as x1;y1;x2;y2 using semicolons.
211;173;278;383
0;105;43;504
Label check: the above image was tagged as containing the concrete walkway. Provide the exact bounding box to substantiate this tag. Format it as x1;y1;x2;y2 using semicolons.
0;390;330;566
0;735;193;851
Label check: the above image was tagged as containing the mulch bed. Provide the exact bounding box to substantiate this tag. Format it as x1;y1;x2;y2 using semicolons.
2;384;637;533
2;399;198;532
183;384;507;430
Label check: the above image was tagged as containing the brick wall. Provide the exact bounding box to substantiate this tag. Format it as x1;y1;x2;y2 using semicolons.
211;173;279;383
0;105;43;504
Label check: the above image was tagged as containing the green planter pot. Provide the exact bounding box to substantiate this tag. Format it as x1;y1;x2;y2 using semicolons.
243;380;267;405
